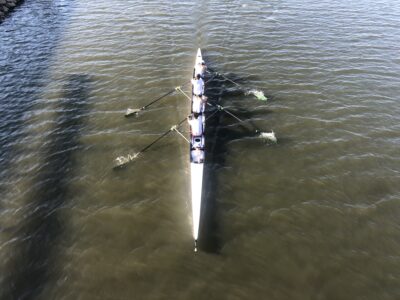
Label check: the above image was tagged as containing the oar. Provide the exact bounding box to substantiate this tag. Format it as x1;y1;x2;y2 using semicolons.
114;117;188;168
175;81;275;141
207;67;267;101
207;102;277;142
125;80;191;117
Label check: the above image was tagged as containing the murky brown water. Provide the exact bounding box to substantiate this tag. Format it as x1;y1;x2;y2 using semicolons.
1;0;400;299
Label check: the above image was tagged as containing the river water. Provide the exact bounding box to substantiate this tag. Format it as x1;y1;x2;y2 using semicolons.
1;0;400;299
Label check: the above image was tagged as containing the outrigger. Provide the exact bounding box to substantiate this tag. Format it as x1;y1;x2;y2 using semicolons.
114;48;276;252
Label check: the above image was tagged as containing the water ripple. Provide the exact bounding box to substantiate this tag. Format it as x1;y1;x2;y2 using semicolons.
1;0;400;299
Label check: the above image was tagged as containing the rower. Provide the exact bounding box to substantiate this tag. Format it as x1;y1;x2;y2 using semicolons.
187;112;204;136
191;74;204;98
192;95;207;114
191;146;204;163
195;60;207;78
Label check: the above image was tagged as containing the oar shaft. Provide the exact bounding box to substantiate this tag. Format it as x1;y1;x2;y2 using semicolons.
208;67;244;89
207;102;244;123
114;117;188;168
141;89;175;110
140;80;191;111
137;129;172;154
223;108;244;123
208;101;263;132
176;87;191;101
138;117;187;154
207;67;267;101
173;127;190;144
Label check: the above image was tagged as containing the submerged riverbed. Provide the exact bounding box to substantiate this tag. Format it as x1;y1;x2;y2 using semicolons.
1;0;400;299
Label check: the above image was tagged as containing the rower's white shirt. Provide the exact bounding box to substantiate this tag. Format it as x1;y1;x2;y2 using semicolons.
194;64;206;77
191;149;204;163
191;78;204;95
192;96;204;113
188;115;204;136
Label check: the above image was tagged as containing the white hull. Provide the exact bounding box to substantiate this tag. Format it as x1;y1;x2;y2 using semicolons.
190;162;203;242
190;48;205;251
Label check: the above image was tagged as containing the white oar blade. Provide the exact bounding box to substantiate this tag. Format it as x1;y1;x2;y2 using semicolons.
114;153;139;169
125;108;140;117
259;131;277;143
246;89;267;101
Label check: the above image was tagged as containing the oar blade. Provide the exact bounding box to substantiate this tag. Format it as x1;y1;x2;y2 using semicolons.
255;93;267;101
113;153;139;169
125;108;141;117
259;130;277;143
246;89;267;101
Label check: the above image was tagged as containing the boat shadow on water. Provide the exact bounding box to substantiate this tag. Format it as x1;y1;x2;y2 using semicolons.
199;72;273;254
2;74;91;299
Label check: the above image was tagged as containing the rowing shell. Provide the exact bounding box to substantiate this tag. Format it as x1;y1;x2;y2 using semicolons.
190;48;204;252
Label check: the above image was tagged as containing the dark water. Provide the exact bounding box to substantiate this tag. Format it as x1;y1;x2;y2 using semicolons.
1;0;400;299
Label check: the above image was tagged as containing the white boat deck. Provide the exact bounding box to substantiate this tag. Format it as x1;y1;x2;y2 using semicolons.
190;48;205;252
